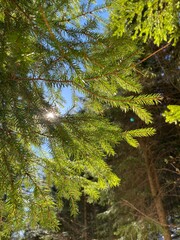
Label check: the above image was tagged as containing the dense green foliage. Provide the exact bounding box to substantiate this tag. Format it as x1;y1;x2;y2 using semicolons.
96;42;180;240
0;0;163;238
163;105;180;125
49;42;180;240
111;0;180;46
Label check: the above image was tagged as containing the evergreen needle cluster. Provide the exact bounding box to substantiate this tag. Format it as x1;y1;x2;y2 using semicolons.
0;0;161;236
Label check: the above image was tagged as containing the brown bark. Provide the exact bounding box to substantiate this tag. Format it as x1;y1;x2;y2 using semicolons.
142;143;172;240
83;195;88;240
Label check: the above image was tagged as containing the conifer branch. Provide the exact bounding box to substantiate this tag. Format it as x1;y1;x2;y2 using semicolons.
25;172;48;199
59;5;109;23
10;0;32;23
13;77;162;108
39;6;55;40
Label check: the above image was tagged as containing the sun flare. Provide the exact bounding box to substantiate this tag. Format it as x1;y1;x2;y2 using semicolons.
45;112;56;119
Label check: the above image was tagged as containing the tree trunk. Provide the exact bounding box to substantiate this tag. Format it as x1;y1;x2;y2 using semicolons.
83;195;88;240
142;143;172;240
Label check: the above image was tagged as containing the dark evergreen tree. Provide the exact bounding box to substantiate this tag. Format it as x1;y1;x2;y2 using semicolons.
92;42;180;240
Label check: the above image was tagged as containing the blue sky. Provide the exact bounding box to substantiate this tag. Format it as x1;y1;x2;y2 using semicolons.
61;0;109;114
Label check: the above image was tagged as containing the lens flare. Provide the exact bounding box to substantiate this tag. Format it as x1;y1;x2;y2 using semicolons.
45;112;56;119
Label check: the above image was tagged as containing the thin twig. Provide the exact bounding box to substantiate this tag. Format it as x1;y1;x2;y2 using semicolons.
157;168;180;175
135;42;171;66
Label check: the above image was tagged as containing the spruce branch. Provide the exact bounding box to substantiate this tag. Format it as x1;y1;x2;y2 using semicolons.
59;5;109;23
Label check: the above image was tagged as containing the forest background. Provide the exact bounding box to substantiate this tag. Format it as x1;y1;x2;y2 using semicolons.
0;0;179;240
